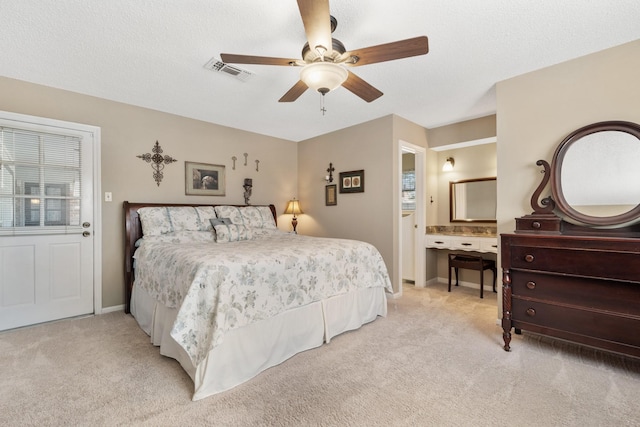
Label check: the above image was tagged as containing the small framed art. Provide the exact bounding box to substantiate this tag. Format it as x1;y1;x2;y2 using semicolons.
339;170;365;193
325;184;337;206
185;161;226;196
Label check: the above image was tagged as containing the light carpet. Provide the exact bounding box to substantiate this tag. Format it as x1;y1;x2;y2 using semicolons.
1;282;639;426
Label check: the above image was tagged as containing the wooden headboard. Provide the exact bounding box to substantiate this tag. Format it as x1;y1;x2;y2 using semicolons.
123;201;277;313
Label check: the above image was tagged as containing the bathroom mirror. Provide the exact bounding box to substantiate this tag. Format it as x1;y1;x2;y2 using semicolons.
449;177;497;223
550;121;640;227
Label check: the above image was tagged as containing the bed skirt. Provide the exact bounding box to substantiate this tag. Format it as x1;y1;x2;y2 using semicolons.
132;285;388;400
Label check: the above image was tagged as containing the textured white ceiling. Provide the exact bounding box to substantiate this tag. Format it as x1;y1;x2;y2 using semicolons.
2;1;640;141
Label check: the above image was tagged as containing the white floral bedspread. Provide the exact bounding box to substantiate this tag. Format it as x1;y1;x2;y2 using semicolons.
133;231;392;365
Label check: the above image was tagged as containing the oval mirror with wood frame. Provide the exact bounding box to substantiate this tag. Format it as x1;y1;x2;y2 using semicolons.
550;121;640;227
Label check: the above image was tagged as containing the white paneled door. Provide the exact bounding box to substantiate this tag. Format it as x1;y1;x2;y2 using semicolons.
0;112;99;331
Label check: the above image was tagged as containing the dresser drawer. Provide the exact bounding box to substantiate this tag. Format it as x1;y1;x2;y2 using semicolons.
425;235;451;248
512;298;640;348
480;238;498;253
511;271;640;316
450;236;481;251
510;245;640;282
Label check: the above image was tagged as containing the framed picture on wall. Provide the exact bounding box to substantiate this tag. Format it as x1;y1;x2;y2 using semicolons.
325;184;337;206
339;170;365;193
185;161;226;196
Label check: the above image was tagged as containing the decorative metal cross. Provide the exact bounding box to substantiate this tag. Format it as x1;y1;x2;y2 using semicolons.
137;141;177;186
326;162;335;183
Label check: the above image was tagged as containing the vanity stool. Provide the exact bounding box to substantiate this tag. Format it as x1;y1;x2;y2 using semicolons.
448;254;497;298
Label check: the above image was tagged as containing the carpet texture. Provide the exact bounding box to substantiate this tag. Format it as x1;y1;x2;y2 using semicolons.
1;283;639;426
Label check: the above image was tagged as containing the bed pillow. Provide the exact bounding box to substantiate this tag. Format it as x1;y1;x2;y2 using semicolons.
239;206;277;229
194;206;217;231
140;231;216;244
137;207;172;236
213;206;245;225
167;207;201;232
214;205;276;229
213;224;253;243
139;206;219;236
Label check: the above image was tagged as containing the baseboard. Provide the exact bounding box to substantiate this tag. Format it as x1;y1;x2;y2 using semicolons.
101;304;125;314
437;277;496;291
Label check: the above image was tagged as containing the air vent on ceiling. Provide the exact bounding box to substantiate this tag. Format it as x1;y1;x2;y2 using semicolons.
203;58;254;82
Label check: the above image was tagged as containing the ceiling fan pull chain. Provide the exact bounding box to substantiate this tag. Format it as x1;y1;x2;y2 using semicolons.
320;93;327;116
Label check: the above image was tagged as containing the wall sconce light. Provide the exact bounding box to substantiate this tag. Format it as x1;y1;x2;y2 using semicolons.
325;162;335;183
442;157;455;171
284;198;303;234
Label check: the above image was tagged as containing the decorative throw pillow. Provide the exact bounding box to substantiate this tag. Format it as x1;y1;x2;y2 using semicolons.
213;224;253;243
209;217;233;227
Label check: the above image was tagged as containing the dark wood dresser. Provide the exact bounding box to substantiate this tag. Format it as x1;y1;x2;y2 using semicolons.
501;233;640;358
501;120;640;358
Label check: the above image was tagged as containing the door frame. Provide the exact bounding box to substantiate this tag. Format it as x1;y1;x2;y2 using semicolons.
0;110;102;315
397;140;426;296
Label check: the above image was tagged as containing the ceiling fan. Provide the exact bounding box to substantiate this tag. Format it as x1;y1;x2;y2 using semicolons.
220;0;429;103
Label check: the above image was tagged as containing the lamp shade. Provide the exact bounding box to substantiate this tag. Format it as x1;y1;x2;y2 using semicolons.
300;62;348;93
284;199;303;216
442;157;455;171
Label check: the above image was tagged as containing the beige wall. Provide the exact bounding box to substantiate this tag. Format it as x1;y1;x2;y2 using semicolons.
0;76;297;308
428;115;496;149
426;132;497;285
298;115;396;287
392;115;430;290
496;39;640;236
297;114;430;293
11;31;630;310
435;143;497;225
496;39;640;313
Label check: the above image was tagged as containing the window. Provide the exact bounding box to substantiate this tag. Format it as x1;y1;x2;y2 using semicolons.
402;170;416;211
0;127;82;229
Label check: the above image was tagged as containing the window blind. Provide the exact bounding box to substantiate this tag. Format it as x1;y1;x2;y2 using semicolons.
0;126;82;229
402;170;416;211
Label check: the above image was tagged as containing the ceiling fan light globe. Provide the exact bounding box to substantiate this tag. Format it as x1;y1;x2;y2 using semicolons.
300;62;348;93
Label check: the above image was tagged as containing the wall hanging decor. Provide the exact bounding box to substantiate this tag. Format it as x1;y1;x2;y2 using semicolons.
185;161;226;196
325;184;337;206
339;170;365;193
137;140;177;186
325;162;335;183
231;156;237;170
243;178;253;204
255;159;260;172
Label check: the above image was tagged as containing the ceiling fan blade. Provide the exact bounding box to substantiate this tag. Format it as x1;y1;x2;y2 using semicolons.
221;53;301;66
279;80;309;102
344;36;429;67
297;0;332;55
342;71;383;103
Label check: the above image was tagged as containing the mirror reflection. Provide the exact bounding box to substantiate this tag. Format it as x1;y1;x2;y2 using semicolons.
450;177;497;223
560;130;640;217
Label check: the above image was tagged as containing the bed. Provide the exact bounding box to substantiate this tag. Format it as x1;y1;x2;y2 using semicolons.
123;201;392;400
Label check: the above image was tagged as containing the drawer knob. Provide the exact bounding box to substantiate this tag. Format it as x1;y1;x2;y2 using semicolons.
532;221;541;229
526;308;536;317
526;281;536;290
525;254;535;263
